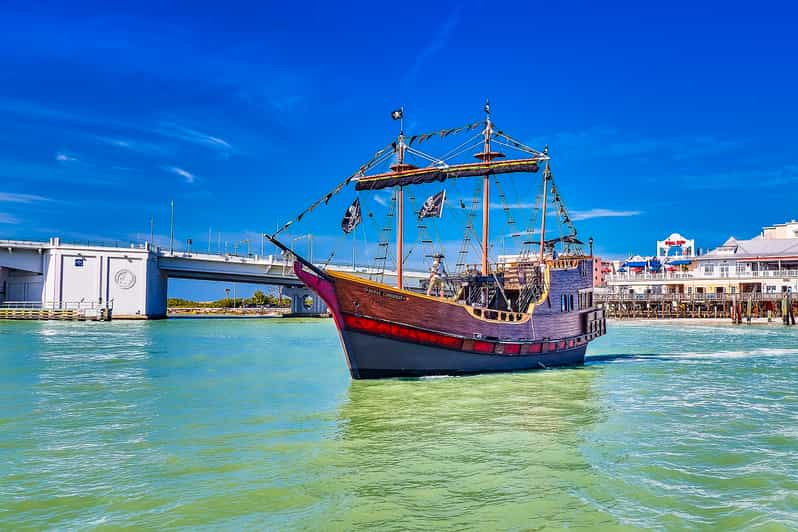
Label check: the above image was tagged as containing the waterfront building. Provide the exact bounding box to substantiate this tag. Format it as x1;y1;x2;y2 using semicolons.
606;223;798;296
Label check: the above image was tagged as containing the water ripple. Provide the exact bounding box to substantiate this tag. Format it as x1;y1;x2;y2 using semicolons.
0;319;797;529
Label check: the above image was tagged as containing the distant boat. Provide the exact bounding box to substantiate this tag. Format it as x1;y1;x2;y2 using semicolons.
268;104;606;379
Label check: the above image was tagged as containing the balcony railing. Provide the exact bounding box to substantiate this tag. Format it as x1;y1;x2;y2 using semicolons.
595;292;792;303
607;269;798;282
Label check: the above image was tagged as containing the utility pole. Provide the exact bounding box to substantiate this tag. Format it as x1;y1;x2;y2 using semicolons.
169;200;175;254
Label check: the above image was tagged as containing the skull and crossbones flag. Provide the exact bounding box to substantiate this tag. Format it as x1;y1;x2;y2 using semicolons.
418;190;446;220
341;198;362;234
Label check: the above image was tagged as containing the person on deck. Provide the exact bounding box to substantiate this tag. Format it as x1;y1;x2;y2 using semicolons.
427;255;446;297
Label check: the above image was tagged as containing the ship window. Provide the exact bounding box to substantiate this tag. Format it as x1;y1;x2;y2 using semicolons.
560;295;566;312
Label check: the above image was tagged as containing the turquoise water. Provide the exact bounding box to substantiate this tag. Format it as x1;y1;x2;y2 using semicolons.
1;319;797;530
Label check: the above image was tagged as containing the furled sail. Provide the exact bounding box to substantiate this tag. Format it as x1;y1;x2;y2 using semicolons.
354;158;542;191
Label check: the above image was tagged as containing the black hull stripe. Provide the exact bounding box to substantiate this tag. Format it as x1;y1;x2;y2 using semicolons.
341;329;586;379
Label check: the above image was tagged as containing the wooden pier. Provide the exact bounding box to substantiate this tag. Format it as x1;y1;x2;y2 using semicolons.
596;292;796;324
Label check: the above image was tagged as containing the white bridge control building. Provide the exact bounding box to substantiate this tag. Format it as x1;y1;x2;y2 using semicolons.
2;239;167;318
0;238;427;319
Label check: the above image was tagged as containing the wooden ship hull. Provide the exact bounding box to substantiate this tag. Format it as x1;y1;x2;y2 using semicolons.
295;260;606;379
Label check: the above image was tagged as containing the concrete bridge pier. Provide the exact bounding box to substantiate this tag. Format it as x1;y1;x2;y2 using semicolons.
282;285;328;316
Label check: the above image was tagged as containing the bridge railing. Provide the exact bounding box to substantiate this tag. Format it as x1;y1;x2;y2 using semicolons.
0;300;113;312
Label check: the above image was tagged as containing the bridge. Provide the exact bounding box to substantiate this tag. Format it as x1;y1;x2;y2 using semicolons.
0;238;427;318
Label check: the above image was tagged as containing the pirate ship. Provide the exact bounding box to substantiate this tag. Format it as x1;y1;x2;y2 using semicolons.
267;103;606;379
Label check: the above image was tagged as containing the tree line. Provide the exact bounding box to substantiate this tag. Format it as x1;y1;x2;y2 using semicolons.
167;289;290;308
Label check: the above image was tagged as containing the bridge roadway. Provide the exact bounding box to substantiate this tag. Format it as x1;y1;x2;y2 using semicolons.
0;238;428;318
157;249;427;287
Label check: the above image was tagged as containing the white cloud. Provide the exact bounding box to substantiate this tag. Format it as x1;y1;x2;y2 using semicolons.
404;8;460;82
55;152;77;162
159;123;233;153
490;202;537;210
0;213;20;224
570;208;642;221
168;166;196;183
0;192;49;203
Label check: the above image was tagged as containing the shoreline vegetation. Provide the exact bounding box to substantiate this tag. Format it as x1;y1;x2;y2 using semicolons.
167;289;291;317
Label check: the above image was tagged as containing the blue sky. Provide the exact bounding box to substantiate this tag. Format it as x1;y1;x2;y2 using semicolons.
1;1;796;299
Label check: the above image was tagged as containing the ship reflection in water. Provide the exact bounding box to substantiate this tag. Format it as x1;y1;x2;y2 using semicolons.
318;369;606;530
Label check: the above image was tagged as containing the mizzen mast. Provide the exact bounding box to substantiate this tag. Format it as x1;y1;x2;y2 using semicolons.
539;145;550;263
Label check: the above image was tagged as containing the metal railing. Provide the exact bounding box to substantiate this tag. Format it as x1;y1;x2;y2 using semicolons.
607;269;798;282
596;292;791;303
0;300;112;310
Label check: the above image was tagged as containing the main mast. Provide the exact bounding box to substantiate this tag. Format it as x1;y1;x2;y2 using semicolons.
390;107;415;290
475;101;501;275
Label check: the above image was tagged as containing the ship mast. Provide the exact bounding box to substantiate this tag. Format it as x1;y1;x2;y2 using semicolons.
539;146;550;262
476;100;497;275
390;107;414;290
482;103;491;274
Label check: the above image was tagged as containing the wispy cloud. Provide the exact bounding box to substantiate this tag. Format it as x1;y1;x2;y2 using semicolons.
55;152;78;163
158;123;233;155
96;136;164;155
167;166;196;183
570;208;642;221
490;202;537;210
404;7;461;82
0;192;50;203
526;127;742;161
0;213;20;224
681;165;798;190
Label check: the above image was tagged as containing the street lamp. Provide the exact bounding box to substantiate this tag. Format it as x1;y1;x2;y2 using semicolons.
589;236;594;257
291;234;314;263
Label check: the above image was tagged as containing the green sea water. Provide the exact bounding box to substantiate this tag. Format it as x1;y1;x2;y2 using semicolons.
1;318;797;530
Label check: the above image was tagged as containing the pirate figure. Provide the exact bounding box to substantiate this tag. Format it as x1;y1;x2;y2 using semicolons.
426;254;446;297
